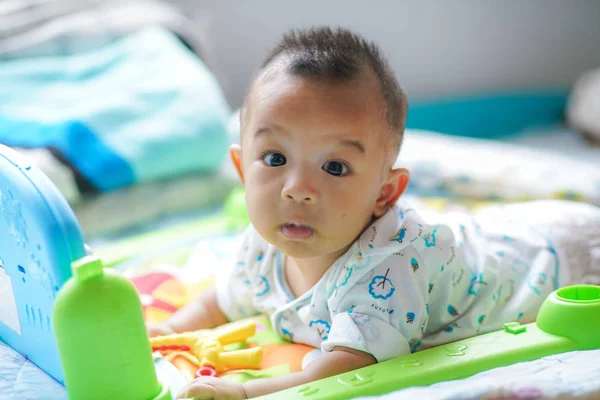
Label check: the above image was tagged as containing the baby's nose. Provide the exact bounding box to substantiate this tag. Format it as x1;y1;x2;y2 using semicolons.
281;173;318;204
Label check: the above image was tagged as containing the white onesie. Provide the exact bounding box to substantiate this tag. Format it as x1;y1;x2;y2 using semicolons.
216;200;600;363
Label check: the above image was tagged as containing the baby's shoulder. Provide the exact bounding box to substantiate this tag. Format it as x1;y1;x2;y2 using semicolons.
326;204;457;295
354;202;453;256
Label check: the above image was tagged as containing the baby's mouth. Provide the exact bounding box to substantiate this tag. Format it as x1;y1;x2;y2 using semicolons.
281;223;314;240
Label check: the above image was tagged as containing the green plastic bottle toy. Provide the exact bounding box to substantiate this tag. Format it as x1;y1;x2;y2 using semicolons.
53;255;171;400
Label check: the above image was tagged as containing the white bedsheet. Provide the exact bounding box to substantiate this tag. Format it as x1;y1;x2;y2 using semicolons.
505;125;600;165
0;341;66;400
399;129;600;205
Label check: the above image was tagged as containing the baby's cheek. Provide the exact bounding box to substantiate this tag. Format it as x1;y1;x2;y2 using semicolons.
247;167;279;187
246;172;279;201
245;186;278;228
329;198;373;236
332;183;376;215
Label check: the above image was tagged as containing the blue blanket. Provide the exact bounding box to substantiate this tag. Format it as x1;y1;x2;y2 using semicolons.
0;27;231;192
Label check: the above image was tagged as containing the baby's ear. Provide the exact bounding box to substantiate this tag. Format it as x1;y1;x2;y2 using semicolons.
373;168;409;218
230;144;245;185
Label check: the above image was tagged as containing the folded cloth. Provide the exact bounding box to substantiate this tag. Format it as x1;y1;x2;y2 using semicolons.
0;27;231;193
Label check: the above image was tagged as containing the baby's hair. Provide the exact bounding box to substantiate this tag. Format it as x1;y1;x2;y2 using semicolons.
244;26;408;148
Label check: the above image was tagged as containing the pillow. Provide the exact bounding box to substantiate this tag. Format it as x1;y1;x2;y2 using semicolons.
568;67;600;145
0;27;231;192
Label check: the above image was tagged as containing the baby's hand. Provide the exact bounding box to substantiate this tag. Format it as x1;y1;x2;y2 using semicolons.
146;322;176;338
177;376;246;400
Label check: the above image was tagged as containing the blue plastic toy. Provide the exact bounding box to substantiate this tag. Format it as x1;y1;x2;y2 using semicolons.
0;143;86;383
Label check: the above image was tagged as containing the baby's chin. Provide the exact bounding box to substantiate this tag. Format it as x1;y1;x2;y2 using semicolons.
273;237;321;258
273;235;353;261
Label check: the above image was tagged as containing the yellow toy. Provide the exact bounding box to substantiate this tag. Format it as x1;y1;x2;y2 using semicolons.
150;321;263;381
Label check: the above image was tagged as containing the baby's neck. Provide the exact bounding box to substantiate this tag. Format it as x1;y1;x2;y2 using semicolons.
284;249;347;298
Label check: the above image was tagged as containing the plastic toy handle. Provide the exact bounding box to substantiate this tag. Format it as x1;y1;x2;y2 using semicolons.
216;321;256;345
151;332;199;348
218;347;263;370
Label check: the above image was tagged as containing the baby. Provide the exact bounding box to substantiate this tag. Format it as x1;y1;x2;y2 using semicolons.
147;27;600;399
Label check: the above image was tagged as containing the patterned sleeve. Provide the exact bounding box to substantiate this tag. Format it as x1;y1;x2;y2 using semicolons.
414;220;478;337
321;251;430;362
215;226;264;321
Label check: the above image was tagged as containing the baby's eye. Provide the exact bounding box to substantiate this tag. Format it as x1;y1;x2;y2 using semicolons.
322;161;349;177
263;152;287;167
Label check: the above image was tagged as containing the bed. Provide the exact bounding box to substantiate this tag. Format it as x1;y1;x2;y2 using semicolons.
2;124;600;399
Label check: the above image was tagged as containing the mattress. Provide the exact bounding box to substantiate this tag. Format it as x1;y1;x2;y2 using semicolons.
2;222;599;400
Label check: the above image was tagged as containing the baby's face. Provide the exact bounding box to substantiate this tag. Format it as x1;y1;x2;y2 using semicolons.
238;69;395;260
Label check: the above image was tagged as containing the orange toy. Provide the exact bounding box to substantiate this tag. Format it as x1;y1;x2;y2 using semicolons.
258;343;315;373
151;320;263;381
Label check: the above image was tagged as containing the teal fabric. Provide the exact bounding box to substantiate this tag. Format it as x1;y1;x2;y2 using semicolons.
0;117;134;191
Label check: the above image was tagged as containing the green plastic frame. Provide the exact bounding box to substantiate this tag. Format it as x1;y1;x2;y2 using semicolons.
260;285;600;400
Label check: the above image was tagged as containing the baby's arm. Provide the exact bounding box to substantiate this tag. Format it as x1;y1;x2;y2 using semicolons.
178;347;375;399
147;286;228;337
246;346;375;397
148;227;262;338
